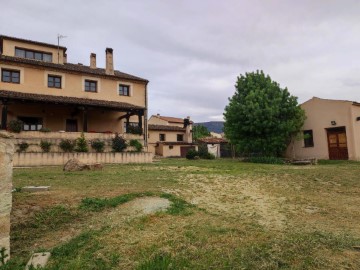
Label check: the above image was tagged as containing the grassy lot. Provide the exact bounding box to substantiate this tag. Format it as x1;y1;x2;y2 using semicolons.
3;159;360;269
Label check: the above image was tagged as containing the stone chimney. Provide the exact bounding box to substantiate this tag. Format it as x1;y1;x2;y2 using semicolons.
63;53;67;64
105;48;114;75
184;116;192;143
90;53;96;69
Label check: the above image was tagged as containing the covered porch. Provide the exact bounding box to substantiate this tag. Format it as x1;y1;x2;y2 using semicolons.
0;90;146;136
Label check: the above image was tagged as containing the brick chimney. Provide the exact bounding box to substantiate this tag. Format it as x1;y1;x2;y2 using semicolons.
105;48;114;75
90;53;96;69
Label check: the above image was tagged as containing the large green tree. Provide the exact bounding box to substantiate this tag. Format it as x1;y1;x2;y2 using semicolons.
223;70;305;157
193;125;211;141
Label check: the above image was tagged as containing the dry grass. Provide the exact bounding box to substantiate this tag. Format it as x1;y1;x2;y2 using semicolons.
5;159;360;269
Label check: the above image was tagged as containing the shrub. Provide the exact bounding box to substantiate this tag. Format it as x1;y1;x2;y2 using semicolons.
8;120;23;133
203;152;216;160
198;143;209;158
112;133;127;152
186;149;199;160
75;132;88;152
40;140;52;152
129;139;143;152
59;139;75;153
91;139;105;153
39;127;51;132
18;142;29;152
243;156;284;164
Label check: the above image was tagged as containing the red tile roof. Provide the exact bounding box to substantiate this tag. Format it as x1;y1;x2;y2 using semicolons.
197;137;228;144
0;35;67;50
0;90;144;110
148;124;185;131
0;55;148;83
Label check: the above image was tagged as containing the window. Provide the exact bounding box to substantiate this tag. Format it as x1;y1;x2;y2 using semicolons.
18;117;43;131
169;145;174;149
177;134;184;141
1;69;20;83
48;75;61;88
15;47;52;62
119;84;130;96
159;134;166;141
85;80;97;92
303;130;314;147
123;122;138;133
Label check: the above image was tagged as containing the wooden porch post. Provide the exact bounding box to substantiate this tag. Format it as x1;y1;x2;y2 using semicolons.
83;107;88;132
138;110;143;133
126;115;130;133
1;103;8;130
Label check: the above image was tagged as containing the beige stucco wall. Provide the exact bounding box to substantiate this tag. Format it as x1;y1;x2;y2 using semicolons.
13;152;153;167
0;64;146;107
148;130;186;144
2;39;66;64
0;132;14;263
287;98;360;160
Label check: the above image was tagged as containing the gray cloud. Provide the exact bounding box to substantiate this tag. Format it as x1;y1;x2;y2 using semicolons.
1;0;360;121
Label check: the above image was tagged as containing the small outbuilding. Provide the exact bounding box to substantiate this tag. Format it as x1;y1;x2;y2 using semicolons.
287;97;360;160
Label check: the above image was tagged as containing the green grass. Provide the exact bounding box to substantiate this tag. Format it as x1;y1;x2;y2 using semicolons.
7;159;360;269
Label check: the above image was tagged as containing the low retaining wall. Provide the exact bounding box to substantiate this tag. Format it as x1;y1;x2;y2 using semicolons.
14;152;153;167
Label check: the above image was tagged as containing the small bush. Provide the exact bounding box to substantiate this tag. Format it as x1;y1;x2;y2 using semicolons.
203;152;216;159
75;132;88;152
8;120;23;133
243;156;284;164
197;143;209;158
40;140;52;152
91;139;105;153
112;133;127;152
186;149;199;160
18;142;29;152
39;127;51;132
129;139;143;152
59;139;75;152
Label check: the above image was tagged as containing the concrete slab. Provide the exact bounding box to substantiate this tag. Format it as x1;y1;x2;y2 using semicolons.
22;186;50;192
26;252;51;269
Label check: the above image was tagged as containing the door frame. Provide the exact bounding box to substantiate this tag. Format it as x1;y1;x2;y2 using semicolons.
326;126;348;160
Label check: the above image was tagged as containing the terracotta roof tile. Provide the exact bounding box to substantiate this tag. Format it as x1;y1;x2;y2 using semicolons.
0;90;144;110
0;55;148;83
0;35;67;50
198;137;228;144
148;124;185;131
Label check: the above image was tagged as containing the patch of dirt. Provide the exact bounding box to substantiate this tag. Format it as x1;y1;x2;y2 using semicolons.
164;174;287;230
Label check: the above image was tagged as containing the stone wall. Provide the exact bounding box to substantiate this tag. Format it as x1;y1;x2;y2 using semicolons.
14;152;153;167
0;132;14;264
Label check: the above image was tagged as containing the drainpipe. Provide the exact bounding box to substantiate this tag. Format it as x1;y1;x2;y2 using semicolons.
144;82;149;147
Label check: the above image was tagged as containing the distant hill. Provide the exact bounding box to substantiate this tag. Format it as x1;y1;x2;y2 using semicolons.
194;121;224;133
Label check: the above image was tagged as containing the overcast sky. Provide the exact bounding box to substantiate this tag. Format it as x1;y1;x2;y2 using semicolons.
1;0;360;122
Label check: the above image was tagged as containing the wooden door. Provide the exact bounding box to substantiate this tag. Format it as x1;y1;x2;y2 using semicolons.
327;127;348;160
66;119;78;132
180;146;195;158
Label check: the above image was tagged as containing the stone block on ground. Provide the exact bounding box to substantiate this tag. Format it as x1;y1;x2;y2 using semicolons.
22;186;50;192
26;252;51;270
64;158;103;171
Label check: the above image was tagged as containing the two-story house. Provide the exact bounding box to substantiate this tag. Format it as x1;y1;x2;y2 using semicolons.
0;35;148;145
148;114;196;157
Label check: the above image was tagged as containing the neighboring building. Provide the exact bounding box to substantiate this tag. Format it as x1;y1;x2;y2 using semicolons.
287;97;360;160
0;35;148;144
148;114;196;157
197;137;229;158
